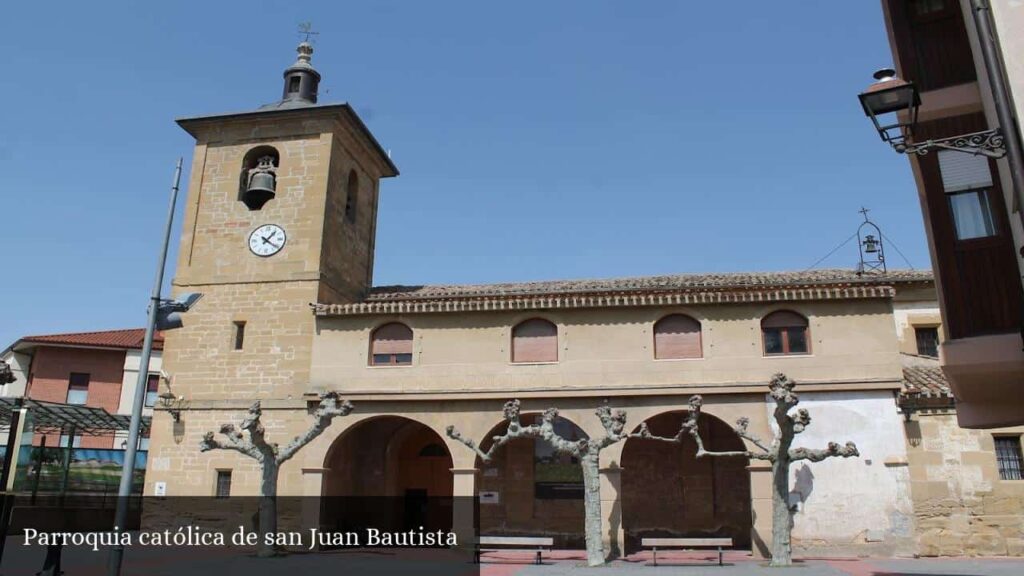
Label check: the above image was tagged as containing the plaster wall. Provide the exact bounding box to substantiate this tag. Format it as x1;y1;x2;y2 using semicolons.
116;349;162;416
311;300;904;397
893;301;943;355
785;391;916;556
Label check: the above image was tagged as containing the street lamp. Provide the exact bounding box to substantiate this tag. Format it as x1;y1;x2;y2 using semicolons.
158;391;187;423
858;68;1005;158
155;293;204;330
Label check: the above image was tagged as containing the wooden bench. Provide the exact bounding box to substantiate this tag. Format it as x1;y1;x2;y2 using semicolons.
475;536;554;565
641;537;733;566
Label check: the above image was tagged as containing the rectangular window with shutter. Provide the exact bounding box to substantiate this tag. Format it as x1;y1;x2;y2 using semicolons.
938;150;997;240
654;315;702;359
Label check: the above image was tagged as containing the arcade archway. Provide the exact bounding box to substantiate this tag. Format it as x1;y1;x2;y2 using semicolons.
621;410;751;553
475;414;588;549
321;416;453;533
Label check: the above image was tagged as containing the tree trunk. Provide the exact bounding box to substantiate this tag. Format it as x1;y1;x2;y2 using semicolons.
769;456;793;567
581;452;605;567
257;460;280;558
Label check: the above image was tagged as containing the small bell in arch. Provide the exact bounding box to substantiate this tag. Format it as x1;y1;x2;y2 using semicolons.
862;234;880;254
243;155;278;210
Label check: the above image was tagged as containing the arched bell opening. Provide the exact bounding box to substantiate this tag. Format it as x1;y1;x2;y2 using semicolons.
238;145;280;210
621;410;752;554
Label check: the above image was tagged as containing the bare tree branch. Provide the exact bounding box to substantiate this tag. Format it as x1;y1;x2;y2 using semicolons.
198;392;354;558
684;395;772;460
790;441;859;462
199;430;259;459
447;399;688;567
278;392;354;463
687;373;862;567
446;399;542;462
789;408;812;435
631;421;687;443
733;417;772;454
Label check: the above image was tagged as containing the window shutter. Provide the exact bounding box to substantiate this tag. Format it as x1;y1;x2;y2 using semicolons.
938;150;992;192
512;319;558;362
654;315;702;359
371;323;413;355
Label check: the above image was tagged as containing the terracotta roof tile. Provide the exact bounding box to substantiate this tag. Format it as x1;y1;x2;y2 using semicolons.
901;365;952;398
366;269;933;302
20;328;164;351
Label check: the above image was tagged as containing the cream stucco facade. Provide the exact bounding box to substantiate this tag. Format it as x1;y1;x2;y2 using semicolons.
145;42;949;560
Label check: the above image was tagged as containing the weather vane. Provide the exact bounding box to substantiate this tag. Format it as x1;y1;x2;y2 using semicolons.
298;22;319;43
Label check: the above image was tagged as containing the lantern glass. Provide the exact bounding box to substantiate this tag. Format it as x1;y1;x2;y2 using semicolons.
859;83;918;117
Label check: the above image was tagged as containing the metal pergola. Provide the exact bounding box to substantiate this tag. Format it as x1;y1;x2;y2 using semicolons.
0;398;150;437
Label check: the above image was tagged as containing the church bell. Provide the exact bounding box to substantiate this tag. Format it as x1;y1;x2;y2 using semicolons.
243;156;277;210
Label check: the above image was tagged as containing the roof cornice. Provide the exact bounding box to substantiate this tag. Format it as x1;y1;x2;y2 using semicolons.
313;284;898;317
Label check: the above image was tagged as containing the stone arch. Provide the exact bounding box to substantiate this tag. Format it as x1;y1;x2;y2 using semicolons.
621;410;752;553
475;413;588;548
321;415;454;534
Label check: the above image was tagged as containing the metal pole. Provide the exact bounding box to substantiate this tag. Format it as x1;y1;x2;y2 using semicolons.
31;434;47;505
59;425;75;505
970;0;1024;233
0;398;26;564
107;158;183;576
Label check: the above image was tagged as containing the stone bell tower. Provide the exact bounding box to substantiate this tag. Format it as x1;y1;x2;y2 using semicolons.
162;41;398;404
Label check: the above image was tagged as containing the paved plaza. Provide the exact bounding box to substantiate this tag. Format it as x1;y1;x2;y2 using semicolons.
2;542;1022;576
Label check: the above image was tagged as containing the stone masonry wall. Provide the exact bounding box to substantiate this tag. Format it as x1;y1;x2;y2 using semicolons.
906;411;1024;556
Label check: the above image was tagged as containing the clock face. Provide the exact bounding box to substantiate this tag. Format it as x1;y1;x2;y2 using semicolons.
248;224;287;257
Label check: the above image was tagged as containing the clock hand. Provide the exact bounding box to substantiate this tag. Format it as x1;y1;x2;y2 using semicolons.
261;236;281;249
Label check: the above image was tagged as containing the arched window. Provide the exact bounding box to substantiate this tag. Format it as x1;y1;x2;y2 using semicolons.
654;314;702;359
345;170;359;224
761;311;810;356
512;319;558;363
370;322;413;365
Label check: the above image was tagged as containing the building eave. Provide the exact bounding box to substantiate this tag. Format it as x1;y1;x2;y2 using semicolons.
175;102;399;177
313;284;900;317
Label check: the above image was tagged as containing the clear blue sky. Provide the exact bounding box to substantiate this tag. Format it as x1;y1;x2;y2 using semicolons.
0;1;927;347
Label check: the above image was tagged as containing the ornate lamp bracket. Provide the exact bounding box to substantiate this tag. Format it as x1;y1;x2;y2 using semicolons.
895;128;1005;159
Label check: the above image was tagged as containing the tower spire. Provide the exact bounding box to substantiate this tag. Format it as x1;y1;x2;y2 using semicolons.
281;40;321;105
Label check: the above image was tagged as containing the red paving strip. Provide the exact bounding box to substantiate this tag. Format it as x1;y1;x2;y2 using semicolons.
822;558;881;576
479;549;758;573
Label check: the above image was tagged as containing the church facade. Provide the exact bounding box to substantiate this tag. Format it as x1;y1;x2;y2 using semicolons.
146;42;937;558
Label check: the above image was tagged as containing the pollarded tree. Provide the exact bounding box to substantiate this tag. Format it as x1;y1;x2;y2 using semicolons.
199;391;354;557
683;373;859;567
447;400;684;567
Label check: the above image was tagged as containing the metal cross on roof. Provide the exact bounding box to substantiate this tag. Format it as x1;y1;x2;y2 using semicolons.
298;22;319;43
859;206;871;222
